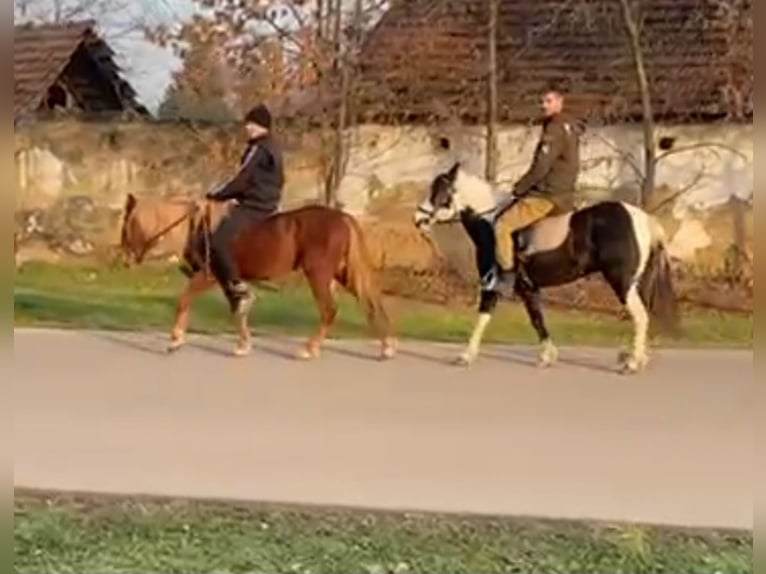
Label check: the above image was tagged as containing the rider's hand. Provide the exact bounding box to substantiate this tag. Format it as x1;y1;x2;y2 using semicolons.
205;191;218;201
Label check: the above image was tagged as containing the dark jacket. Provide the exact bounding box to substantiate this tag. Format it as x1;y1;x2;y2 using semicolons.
209;134;284;213
513;112;583;213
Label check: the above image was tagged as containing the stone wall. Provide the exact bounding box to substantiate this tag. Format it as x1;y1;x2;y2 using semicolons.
14;119;752;269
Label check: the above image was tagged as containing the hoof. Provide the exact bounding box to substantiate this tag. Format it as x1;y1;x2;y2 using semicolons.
617;348;632;365
233;343;252;358
454;353;475;367
167;338;185;354
381;346;396;361
619;355;648;375
380;338;397;361
296;347;320;361
537;356;555;369
537;342;559;369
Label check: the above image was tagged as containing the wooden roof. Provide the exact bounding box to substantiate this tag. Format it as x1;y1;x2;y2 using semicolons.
14;20;148;118
351;0;752;124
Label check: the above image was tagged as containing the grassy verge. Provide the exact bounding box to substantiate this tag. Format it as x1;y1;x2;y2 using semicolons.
15;493;752;574
14;262;752;348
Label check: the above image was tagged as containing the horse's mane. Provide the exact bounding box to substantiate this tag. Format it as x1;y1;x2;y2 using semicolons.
455;168;499;212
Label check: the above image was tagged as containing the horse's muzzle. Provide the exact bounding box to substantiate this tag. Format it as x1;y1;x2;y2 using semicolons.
414;216;432;234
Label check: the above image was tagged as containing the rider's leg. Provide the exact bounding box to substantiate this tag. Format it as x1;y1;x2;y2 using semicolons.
492;196;555;294
209;208;254;315
180;227;203;277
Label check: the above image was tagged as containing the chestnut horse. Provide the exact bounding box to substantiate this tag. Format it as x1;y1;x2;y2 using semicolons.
170;200;397;360
120;193;194;265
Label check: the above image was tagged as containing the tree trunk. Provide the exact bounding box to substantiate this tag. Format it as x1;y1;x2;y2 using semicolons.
316;0;324;40
618;0;656;207
485;0;499;184
325;0;345;205
53;0;63;22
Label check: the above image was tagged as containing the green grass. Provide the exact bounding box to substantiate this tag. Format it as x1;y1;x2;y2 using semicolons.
14;493;752;574
14;262;752;348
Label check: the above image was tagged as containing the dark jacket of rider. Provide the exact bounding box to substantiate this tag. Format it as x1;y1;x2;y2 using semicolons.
512;112;585;214
208;134;285;214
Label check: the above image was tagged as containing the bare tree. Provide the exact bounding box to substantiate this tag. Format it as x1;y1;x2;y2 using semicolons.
617;0;656;207
485;0;499;184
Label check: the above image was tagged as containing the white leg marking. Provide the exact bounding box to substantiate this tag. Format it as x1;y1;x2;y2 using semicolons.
456;312;492;366
622;283;649;374
167;332;185;353
620;203;657;375
621;202;653;281
538;338;559;368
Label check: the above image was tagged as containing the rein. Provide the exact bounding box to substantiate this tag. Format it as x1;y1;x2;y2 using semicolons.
416;204;498;227
132;206;196;262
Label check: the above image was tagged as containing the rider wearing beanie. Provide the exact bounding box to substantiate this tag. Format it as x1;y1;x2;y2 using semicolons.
203;103;285;315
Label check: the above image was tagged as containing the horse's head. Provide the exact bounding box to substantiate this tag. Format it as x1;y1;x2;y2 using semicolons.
121;194;200;268
414;162;495;234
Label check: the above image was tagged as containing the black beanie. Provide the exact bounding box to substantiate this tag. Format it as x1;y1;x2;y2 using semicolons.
244;104;272;130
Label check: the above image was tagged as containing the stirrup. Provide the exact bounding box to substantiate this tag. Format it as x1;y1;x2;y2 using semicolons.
481;268;498;291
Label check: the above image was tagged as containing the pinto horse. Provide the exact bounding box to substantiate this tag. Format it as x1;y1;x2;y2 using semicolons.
170;200;396;360
415;162;679;374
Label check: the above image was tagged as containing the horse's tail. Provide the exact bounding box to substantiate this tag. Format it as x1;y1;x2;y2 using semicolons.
342;215;392;340
638;215;680;335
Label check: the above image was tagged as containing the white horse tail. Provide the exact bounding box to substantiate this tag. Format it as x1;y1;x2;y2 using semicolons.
637;211;679;334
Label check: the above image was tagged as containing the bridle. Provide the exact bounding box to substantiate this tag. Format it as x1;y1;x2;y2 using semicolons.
416;184;499;229
125;203;197;263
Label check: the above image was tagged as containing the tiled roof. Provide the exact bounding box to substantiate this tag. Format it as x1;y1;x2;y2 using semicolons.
14;20;147;117
352;0;752;124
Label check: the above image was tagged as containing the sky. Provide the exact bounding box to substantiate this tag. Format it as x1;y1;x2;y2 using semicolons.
15;0;196;110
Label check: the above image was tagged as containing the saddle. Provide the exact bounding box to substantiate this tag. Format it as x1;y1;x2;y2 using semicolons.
512;211;574;259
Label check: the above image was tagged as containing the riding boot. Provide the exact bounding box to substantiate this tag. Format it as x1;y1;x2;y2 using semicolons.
228;280;254;316
493;267;517;298
178;258;198;278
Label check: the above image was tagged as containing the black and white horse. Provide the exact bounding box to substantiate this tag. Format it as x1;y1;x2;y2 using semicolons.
414;162;679;374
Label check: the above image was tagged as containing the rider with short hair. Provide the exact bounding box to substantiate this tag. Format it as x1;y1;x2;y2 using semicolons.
205;104;284;315
491;85;583;295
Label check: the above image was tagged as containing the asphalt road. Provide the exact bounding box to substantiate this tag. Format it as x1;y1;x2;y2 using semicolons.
13;328;752;529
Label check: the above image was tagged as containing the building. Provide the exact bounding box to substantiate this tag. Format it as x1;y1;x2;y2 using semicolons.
14;20;149;122
353;0;752;125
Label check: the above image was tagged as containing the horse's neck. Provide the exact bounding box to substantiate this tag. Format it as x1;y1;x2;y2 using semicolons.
460;209;493;248
456;172;497;215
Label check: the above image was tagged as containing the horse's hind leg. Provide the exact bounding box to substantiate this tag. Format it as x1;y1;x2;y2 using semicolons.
621;284;649;373
518;286;558;368
297;272;338;360
169;271;215;352
602;268;649;374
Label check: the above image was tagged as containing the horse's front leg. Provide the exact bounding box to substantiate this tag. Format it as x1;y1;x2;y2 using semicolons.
168;271;214;353
233;299;254;357
297;274;337;360
518;286;558;368
456;290;499;366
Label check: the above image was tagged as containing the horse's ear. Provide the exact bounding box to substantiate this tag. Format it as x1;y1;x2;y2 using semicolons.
447;162;460;180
